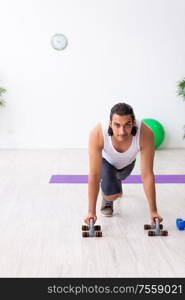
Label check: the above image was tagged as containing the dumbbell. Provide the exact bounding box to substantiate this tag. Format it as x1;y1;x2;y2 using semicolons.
144;223;163;230
82;217;102;237
144;218;168;236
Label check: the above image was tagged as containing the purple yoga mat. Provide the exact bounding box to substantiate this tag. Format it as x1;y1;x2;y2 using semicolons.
49;174;185;184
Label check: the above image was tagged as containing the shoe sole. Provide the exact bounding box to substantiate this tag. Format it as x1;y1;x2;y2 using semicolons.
100;212;113;217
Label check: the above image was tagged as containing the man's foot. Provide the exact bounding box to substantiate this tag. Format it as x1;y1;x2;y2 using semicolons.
100;197;113;217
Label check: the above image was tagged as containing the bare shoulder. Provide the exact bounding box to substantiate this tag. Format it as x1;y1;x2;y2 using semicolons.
140;121;154;150
89;123;104;149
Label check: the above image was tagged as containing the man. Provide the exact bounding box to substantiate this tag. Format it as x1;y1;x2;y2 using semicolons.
84;103;163;225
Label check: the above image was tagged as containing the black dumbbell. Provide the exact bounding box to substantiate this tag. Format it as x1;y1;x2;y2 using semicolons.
144;224;163;230
82;225;101;231
82;218;102;237
144;218;168;236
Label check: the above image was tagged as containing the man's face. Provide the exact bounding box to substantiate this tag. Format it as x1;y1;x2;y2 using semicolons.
109;114;135;142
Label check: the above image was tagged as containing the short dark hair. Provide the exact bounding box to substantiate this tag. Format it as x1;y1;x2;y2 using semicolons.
108;102;138;136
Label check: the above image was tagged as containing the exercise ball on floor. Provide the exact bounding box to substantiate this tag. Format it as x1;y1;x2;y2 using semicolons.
142;118;165;149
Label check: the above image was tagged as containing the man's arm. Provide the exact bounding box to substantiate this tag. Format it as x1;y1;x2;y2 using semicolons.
140;123;163;223
84;124;103;224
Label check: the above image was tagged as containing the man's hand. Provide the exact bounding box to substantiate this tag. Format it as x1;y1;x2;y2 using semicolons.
150;211;163;224
84;214;97;225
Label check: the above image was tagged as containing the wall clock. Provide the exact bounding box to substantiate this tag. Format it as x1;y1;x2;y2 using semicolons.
51;33;68;51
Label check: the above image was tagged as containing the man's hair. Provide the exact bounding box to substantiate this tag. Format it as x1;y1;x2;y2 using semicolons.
108;102;138;136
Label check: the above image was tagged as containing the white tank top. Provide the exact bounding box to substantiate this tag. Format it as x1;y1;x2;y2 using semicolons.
101;119;141;169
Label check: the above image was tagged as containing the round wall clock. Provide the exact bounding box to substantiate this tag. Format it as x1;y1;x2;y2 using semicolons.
51;33;68;51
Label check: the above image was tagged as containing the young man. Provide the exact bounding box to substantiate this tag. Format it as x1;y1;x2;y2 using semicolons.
84;102;163;225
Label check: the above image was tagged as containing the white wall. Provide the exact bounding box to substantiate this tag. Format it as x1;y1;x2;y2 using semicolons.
0;0;185;148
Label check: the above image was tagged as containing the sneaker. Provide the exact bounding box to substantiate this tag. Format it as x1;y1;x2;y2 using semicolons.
100;197;113;217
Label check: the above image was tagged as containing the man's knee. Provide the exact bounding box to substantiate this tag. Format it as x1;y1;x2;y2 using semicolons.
103;192;122;201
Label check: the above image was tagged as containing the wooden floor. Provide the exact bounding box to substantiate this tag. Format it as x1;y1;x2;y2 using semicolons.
0;149;185;277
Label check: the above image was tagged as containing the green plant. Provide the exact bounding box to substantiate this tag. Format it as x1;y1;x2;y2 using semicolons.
177;78;185;100
177;78;185;138
0;87;7;106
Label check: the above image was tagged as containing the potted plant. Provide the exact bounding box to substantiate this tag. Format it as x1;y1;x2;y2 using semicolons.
177;78;185;138
0;87;6;106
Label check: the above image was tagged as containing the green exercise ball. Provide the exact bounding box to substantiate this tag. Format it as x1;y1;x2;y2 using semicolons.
142;118;165;149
